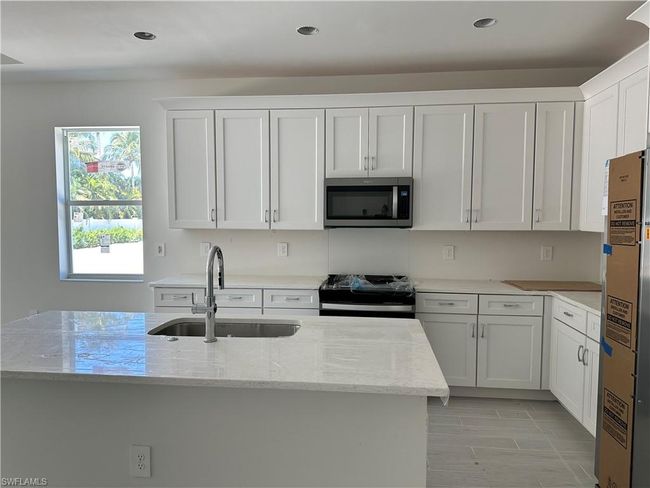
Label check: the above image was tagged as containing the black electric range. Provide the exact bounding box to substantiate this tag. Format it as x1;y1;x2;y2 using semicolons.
318;274;415;318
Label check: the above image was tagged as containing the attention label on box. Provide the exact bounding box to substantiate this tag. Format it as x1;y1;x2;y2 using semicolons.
603;388;629;448
606;296;633;348
609;200;637;245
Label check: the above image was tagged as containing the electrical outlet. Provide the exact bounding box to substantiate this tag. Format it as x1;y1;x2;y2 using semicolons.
200;242;212;257
541;245;553;261
277;242;288;257
442;245;455;261
155;243;166;257
129;445;151;478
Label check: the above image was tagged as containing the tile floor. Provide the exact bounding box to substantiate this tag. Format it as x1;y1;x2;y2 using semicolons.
427;397;597;488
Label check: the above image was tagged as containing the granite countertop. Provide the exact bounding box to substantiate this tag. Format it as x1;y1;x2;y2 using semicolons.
0;311;449;398
149;274;326;290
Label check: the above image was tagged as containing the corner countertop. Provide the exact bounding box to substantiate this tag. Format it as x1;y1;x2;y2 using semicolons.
0;311;449;398
149;274;325;290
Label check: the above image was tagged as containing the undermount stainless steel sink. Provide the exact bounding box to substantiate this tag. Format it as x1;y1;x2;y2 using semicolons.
148;317;301;338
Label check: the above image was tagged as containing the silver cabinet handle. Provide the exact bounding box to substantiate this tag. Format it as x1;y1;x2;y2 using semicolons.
481;323;486;338
264;209;269;223
167;294;189;300
473;209;479;223
465;209;470;223
471;323;476;338
563;311;574;318
582;348;589;366
273;209;278;222
577;345;584;363
363;156;369;171
228;296;244;300
503;303;520;308
535;209;541;223
370;155;376;170
285;297;301;301
438;302;456;306
211;209;216;222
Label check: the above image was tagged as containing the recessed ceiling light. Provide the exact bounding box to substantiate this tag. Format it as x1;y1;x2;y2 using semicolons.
134;31;156;41
297;26;319;36
473;18;497;28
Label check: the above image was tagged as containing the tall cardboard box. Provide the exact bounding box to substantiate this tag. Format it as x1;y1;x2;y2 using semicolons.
599;152;643;488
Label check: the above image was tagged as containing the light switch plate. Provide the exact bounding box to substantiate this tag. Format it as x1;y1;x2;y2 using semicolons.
541;245;553;261
442;245;455;261
277;242;288;257
200;242;212;257
155;243;166;257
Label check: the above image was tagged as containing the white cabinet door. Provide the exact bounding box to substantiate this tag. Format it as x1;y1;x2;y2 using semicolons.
417;313;477;387
368;106;413;177
580;85;618;232
270;109;324;230
477;315;542;389
533;102;574;230
412;105;473;230
472;104;535;230
617;68;648;155
166;110;216;228
582;337;600;437
550;318;586;420
216;110;270;229
325;108;369;177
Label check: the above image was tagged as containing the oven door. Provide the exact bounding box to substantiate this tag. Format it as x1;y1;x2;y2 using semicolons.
320;303;415;319
324;178;412;228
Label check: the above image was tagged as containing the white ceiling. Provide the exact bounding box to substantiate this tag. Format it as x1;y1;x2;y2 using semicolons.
1;1;647;83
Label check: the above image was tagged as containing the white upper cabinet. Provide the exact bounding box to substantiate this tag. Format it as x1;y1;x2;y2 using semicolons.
533;102;575;230
617;68;648;155
413;105;473;230
368;107;413;177
580;85;618;232
476;315;542;389
472;103;535;230
166;110;216;228
270;109;325;230
325;108;369;177
215;110;270;229
326;107;413;177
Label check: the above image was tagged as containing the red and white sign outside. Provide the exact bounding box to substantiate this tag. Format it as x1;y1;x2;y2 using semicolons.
84;161;130;173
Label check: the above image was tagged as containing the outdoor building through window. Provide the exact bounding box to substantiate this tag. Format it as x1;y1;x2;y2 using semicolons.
56;127;143;279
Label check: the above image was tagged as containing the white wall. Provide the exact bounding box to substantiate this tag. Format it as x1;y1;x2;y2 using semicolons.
1;68;602;322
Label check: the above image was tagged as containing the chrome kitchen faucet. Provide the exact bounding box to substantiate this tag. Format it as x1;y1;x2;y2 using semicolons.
191;245;224;343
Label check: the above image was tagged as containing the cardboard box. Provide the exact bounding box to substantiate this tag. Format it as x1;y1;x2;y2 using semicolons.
599;151;643;488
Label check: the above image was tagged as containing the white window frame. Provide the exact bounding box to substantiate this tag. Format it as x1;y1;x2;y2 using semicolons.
55;126;143;282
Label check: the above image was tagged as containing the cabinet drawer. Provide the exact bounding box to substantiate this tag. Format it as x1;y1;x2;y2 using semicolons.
416;293;478;314
479;295;543;316
263;289;319;309
154;287;205;308
553;299;587;334
263;308;319;317
216;307;262;316
587;312;601;342
215;289;262;308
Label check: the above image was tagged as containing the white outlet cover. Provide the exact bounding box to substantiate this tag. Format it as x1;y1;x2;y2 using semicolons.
442;245;455;261
129;445;151;478
155;243;166;257
541;245;553;261
277;242;288;257
200;242;212;257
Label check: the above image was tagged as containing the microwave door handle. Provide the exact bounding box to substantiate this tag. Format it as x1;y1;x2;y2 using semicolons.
392;186;398;217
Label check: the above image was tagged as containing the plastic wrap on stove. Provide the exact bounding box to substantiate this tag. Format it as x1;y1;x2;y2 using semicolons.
329;274;415;296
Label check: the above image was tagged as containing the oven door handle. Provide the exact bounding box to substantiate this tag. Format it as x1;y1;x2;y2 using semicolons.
320;303;414;313
392;186;398;217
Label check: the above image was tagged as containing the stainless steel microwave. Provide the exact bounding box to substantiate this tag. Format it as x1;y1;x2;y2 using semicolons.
324;177;413;228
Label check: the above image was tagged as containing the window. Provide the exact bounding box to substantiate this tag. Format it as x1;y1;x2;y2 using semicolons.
56;127;143;280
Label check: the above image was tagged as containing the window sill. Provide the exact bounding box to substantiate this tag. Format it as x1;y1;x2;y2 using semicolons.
61;276;144;283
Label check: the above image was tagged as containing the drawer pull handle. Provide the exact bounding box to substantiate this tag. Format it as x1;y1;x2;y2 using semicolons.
577;345;584;363
563;311;574;318
228;296;244;300
438;302;456;306
285;297;301;301
503;303;520;308
166;295;189;300
471;323;476;338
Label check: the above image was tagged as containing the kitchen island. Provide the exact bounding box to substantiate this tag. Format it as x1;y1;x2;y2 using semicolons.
1;311;448;487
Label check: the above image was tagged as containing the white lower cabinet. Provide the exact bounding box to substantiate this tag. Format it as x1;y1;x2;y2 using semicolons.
549;313;600;436
477;315;542;389
417;313;477;387
263;308;319;317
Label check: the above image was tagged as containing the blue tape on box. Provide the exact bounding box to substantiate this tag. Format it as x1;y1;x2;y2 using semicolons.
603;244;613;255
601;336;613;357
